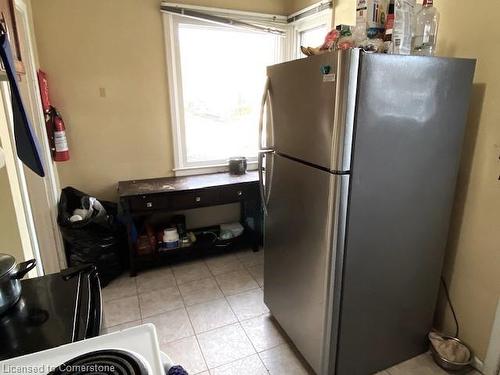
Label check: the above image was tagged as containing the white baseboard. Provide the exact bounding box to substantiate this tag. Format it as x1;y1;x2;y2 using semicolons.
472;356;484;373
483;298;500;375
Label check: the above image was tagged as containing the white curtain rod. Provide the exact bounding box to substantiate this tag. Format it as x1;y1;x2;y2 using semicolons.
287;1;333;23
160;5;286;36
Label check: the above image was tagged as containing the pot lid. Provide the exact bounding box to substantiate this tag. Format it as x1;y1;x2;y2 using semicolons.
0;253;16;278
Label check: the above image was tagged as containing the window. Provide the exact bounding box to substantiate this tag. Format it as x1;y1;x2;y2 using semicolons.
299;24;329;51
289;5;332;59
163;3;331;175
164;13;285;174
178;22;280;166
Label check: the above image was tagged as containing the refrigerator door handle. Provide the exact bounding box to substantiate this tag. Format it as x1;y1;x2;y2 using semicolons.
259;76;273;150
258;150;273;216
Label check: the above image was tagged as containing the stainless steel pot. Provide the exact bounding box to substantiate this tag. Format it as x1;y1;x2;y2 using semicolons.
430;335;473;372
0;254;36;315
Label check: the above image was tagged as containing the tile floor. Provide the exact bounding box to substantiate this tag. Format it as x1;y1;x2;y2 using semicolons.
102;248;479;375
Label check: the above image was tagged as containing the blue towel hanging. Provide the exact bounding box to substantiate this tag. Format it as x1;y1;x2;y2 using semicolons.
0;24;44;177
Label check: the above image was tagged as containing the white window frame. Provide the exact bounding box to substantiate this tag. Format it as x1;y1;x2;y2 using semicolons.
162;4;288;176
287;5;334;60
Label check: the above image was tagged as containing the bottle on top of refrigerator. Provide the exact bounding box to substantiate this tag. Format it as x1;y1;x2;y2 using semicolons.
391;0;416;55
356;0;390;38
412;0;440;55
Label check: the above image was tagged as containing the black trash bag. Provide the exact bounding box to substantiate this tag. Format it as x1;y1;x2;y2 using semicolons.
58;187;126;286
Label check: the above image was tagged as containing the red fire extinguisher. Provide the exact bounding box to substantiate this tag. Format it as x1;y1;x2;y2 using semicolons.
47;106;70;161
37;70;70;162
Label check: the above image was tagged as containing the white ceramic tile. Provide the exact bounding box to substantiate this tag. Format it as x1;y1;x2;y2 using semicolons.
197;323;255;369
210;354;268;375
138;286;184;318
103;295;141;327
205;254;245;276
246;263;264;287
173;260;212;285
178;277;224;306
227;288;269;321
102;274;137;302
259;344;310;375
102;320;142;334
241;314;285;352
187;298;237;333
142;308;194;345
235;249;264;267
215;269;259;296
161;336;207;374
385;352;448;375
136;266;176;294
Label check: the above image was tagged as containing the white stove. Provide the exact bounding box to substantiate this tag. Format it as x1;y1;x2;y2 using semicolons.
0;324;173;374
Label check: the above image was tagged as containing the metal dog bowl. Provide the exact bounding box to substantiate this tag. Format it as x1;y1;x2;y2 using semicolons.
430;335;473;372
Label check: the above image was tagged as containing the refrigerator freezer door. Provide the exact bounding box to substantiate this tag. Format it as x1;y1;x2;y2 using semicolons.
335;54;476;374
266;50;358;171
258;77;274;151
264;154;348;374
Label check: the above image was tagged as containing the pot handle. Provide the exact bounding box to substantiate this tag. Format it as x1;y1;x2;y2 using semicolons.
11;259;37;279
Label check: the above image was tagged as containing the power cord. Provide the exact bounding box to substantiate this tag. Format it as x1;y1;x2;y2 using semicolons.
441;276;460;338
439;278;486;375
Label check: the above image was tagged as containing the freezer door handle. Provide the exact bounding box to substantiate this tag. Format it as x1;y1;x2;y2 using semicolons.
258;150;273;216
259;77;274;150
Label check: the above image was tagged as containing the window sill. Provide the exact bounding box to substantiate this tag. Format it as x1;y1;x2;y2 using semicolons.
173;161;257;177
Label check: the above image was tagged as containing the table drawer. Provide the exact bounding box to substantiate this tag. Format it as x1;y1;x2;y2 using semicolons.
128;195;168;211
220;184;259;203
169;189;220;210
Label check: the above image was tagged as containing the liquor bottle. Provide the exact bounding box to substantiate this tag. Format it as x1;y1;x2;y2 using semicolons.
412;0;440;56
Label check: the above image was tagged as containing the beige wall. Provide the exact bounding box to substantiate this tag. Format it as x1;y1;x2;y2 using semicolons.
333;0;355;25
31;0;173;201
30;0;288;202
286;0;317;14
433;0;500;361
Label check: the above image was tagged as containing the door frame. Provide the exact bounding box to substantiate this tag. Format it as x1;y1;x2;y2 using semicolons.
0;82;40;273
15;0;66;272
0;0;66;273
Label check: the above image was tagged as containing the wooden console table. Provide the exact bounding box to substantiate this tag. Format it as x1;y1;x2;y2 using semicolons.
118;172;262;276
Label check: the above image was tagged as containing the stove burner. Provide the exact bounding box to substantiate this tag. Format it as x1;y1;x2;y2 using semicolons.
48;349;149;375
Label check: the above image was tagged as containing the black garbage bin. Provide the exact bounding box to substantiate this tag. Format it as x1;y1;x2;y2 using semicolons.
57;187;126;286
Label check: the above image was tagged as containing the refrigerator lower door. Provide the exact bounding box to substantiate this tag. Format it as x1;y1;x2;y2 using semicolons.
258;150;274;216
264;154;348;374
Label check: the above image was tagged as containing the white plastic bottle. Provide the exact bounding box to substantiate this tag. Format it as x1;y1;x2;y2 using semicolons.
391;0;416;55
163;228;179;249
412;0;440;56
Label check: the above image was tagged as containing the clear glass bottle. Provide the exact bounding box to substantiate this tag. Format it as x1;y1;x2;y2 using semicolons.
412;0;440;56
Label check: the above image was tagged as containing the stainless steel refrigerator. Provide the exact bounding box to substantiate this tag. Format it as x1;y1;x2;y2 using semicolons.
258;49;475;375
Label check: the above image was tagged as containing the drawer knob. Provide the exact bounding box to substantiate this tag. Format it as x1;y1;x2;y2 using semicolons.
195;196;201;202
146;202;153;208
237;190;243;196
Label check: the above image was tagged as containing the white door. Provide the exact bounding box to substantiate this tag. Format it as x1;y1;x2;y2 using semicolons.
0;0;66;274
